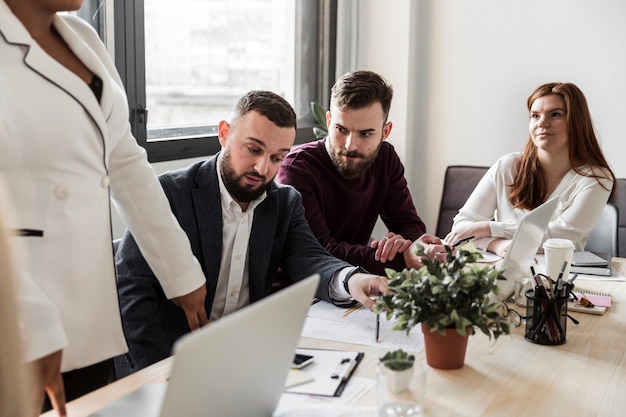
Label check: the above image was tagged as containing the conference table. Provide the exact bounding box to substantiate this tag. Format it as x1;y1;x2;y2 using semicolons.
41;258;626;416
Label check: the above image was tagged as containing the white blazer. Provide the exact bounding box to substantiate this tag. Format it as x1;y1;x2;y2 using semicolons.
0;4;205;372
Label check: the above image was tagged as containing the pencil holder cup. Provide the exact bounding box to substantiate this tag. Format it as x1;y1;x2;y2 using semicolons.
524;289;568;345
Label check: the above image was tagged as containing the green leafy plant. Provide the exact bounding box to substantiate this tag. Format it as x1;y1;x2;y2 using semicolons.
379;349;415;371
374;245;511;339
310;101;328;139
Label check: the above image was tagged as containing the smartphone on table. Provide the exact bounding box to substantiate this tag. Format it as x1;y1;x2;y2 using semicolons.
292;353;314;369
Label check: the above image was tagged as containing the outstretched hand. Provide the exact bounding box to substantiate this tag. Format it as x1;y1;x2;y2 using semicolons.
345;273;390;311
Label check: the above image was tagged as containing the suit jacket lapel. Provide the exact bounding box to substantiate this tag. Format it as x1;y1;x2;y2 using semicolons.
248;184;279;300
192;159;224;302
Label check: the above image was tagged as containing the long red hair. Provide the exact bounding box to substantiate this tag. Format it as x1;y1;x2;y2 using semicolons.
509;82;615;209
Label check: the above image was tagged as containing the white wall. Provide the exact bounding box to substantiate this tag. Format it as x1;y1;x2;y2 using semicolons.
117;0;626;240
345;0;626;235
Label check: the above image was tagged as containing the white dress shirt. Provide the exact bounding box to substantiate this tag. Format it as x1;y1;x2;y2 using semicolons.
211;157;354;320
212;161;264;320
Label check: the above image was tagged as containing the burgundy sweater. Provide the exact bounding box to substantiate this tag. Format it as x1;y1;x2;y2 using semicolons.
277;139;426;275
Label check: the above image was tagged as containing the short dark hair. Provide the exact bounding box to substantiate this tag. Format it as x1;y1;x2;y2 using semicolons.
330;70;394;120
231;90;297;128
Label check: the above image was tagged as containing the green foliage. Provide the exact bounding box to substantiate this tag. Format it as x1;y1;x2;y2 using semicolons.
310;102;328;139
379;349;415;371
374;245;511;339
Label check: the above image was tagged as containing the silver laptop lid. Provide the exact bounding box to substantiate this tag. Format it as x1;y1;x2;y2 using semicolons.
91;274;320;417
497;195;559;298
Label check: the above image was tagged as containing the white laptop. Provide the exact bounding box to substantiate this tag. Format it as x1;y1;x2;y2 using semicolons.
90;274;320;417
496;195;559;299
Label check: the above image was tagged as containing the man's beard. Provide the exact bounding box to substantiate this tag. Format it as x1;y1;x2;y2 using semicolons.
328;142;381;179
220;149;270;202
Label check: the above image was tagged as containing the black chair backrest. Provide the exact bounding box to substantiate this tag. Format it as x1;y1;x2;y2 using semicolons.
608;178;626;257
435;165;489;238
585;203;619;258
436;167;626;258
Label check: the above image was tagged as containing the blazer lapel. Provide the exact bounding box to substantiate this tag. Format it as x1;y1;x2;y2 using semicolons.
192;159;224;299
1;10;108;146
248;184;280;300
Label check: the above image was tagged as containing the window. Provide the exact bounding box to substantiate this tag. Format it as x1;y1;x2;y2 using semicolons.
104;0;337;162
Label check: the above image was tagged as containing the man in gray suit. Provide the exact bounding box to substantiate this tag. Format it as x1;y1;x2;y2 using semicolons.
114;91;408;378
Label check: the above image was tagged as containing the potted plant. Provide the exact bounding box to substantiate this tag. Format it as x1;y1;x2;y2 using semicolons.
374;245;511;369
378;349;415;394
310;102;328;139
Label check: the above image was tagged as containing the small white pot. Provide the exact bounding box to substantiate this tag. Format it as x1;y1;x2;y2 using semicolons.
381;365;414;394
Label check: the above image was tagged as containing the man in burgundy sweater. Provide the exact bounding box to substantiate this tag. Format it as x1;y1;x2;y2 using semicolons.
277;70;440;275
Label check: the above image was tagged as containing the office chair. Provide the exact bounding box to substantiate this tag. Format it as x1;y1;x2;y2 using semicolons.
435;165;489;238
585;203;619;258
608;178;626;257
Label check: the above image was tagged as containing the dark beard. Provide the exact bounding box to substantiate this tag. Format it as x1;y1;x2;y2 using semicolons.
220;149;270;202
329;143;380;179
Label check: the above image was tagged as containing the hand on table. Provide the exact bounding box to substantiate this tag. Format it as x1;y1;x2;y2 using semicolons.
370;232;413;263
444;221;490;247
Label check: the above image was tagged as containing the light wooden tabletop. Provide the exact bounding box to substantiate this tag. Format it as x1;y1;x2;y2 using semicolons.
41;258;626;416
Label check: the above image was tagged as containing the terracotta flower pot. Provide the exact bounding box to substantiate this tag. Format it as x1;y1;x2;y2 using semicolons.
421;323;470;370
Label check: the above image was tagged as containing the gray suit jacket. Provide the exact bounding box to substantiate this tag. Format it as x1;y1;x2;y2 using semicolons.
115;155;353;377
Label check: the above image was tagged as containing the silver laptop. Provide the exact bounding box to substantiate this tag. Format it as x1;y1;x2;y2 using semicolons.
496;195;559;299
91;274;320;417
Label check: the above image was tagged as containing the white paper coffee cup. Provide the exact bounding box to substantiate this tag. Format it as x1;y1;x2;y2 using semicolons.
543;238;575;281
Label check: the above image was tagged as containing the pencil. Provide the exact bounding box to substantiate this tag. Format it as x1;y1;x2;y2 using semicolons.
342;304;362;317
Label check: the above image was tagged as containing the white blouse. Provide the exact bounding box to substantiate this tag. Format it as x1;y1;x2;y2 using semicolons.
452;152;613;252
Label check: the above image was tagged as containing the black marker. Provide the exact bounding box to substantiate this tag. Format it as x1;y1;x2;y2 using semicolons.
453;235;475;249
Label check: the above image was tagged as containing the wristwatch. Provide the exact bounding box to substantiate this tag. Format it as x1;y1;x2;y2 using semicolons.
343;266;368;295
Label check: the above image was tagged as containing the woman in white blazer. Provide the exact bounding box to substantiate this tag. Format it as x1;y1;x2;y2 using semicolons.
0;0;209;414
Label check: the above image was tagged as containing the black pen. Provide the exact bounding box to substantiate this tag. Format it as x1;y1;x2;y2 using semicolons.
555;260;567;297
375;294;381;343
530;265;541;287
567;273;578;285
453;235;475;249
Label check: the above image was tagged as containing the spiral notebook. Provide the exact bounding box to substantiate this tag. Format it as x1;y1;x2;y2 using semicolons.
567;287;613;315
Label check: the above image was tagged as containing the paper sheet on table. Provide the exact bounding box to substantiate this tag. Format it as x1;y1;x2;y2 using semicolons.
302;300;424;352
534;254;626;281
275;377;376;416
274;403;376;417
475;250;503;263
285;369;315;388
